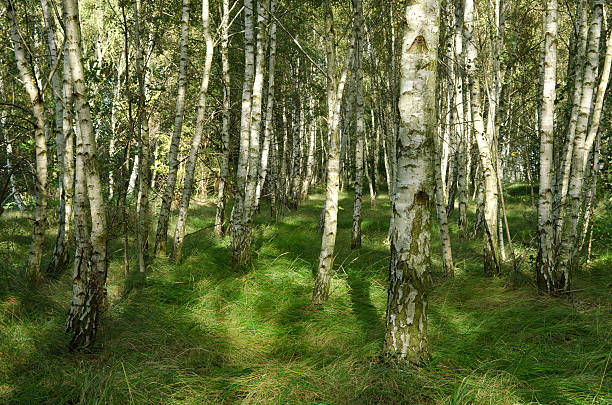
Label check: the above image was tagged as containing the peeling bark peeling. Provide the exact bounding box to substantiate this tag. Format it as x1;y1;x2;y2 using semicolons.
62;0;108;351
383;0;438;364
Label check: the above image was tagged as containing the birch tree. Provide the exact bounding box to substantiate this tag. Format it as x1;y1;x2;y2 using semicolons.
464;0;500;275
556;0;604;290
133;0;151;274
5;0;48;283
255;0;278;211
154;0;190;255
312;0;355;304
231;0;257;265
384;0;438;363
215;0;231;236
62;0;108;350
536;0;557;293
173;0;215;262
351;0;364;250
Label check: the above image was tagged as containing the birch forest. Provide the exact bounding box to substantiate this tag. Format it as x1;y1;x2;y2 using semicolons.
1;0;611;403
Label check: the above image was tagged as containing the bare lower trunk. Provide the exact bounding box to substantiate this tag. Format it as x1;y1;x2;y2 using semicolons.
134;0;151;273
351;0;364;250
6;1;48;283
384;0;438;363
454;0;468;235
63;0;108;351
231;0;257;266
154;0;190;255
255;1;277;210
536;0;558;293
173;0;215;262
557;0;604;290
215;0;231;236
464;0;500;275
41;0;72;276
312;0;354;304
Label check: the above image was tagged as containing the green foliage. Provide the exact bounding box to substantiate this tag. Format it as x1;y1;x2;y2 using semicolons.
0;192;610;404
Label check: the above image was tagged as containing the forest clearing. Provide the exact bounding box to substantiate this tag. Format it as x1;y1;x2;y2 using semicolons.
1;0;611;403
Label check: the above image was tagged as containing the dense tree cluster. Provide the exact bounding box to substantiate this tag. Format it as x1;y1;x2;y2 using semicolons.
1;0;610;360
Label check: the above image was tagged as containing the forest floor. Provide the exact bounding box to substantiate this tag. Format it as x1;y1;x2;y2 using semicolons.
0;185;611;404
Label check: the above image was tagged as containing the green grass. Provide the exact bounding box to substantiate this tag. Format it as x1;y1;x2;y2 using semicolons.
0;186;610;404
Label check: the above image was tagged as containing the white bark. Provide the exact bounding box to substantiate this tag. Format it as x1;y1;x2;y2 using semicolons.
312;0;355;304
255;0;278;210
154;0;190;255
554;0;588;239
133;0;151;273
173;0;215;262
557;0;604;289
536;0;558;293
464;0;500;275
6;0;48;283
215;0;231;236
63;0;108;350
231;0;257;265
351;0;364;250
384;0;438;363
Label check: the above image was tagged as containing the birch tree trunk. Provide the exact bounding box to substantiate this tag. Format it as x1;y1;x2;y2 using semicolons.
41;0;74;276
63;0;108;350
554;0;588;238
6;0;48;283
215;0;231;236
384;0;438;363
464;0;500;276
154;0;190;255
133;0;151;273
581;28;611;173
255;0;278;210
300;93;316;200
230;0;256;265
557;0;604;290
536;0;558;293
454;0;469;235
312;0;354;304
173;0;215;262
434;124;454;276
351;0;364;250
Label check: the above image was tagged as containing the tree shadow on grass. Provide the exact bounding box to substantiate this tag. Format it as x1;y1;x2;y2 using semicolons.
428;275;609;404
347;270;385;343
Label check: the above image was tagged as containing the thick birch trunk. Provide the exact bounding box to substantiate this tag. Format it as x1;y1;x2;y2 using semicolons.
154;0;190;255
6;1;48;283
384;0;437;363
215;0;231;236
173;0;215;262
536;0;558;293
63;0;108;351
